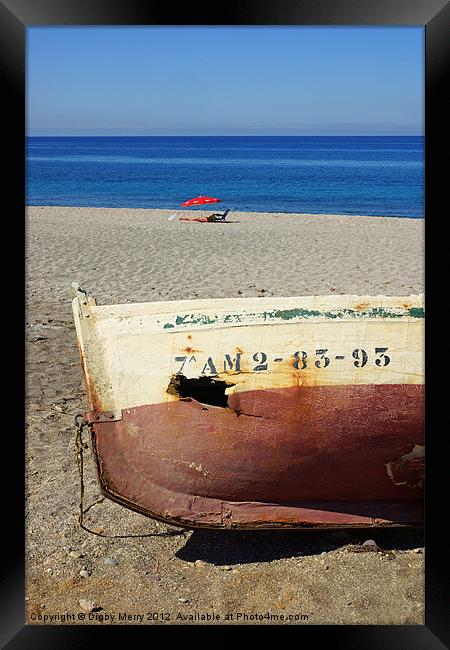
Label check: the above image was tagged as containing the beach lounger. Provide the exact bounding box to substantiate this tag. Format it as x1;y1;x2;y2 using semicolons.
179;208;232;223
206;208;231;221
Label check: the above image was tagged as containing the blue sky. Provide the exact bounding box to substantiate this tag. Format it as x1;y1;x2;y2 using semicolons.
26;26;424;136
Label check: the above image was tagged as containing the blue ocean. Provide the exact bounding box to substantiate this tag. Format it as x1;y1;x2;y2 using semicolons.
26;136;424;218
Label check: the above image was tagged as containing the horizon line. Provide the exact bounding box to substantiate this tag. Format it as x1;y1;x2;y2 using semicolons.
26;133;424;137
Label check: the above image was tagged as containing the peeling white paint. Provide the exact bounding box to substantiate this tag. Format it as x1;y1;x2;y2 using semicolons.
386;444;424;487
161;457;210;477
71;287;424;412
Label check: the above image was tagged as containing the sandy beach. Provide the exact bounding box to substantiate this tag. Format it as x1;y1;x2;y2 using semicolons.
25;206;424;625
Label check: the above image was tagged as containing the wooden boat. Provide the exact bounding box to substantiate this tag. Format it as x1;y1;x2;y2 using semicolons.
70;283;424;529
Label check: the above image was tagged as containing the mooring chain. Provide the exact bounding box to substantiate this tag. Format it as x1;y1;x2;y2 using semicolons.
73;413;184;539
74;413;102;536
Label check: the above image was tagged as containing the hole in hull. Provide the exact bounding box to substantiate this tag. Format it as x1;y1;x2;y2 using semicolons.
167;374;234;408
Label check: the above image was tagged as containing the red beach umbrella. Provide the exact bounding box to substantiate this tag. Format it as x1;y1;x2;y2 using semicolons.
180;195;221;219
180;195;221;207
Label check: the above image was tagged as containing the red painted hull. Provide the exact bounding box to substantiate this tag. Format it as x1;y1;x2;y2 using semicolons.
91;383;424;528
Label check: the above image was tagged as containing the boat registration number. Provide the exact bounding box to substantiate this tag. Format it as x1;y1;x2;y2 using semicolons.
173;347;391;375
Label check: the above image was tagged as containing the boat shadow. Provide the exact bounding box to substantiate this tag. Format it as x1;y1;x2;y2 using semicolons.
175;527;424;565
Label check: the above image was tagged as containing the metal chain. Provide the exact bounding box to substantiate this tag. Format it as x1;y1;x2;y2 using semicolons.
74;413;104;536
74;413;184;539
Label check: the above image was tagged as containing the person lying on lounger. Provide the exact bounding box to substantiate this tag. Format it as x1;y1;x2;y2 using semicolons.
179;208;233;223
206;208;231;222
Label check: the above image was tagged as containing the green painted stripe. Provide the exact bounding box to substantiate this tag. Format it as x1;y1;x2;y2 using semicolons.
160;305;424;330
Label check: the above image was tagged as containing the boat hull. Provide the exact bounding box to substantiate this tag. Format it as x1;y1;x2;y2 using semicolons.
92;383;423;528
71;286;424;529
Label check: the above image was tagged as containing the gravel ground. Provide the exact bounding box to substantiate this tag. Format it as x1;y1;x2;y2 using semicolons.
25;206;424;625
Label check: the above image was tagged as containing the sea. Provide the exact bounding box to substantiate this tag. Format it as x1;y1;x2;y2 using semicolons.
26;136;424;218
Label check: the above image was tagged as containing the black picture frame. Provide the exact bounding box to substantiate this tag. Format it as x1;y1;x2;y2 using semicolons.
4;0;448;646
